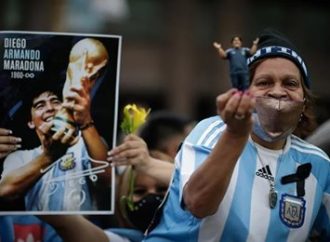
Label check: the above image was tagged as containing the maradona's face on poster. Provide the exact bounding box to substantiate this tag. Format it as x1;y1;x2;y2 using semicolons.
0;31;121;215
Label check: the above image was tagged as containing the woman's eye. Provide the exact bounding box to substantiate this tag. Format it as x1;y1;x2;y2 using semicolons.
256;80;271;87
285;79;299;87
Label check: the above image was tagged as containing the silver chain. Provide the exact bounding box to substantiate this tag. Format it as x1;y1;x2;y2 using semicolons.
252;140;284;209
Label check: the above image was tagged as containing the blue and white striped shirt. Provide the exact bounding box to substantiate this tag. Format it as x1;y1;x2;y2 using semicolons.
2;137;94;211
144;116;330;242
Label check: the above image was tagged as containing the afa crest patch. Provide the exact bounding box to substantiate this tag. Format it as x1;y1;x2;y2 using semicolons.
279;193;306;228
59;152;76;171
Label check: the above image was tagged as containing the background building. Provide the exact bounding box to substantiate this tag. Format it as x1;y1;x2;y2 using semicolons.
1;0;330;125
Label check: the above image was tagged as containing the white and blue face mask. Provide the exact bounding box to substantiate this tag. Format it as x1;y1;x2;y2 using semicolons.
252;96;305;142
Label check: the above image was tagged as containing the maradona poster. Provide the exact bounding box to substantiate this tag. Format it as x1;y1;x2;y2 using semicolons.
0;31;121;215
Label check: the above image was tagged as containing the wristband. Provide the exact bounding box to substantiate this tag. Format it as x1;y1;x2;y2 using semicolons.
79;120;95;130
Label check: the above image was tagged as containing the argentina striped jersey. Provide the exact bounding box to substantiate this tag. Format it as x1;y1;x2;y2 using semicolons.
2;137;94;211
144;116;330;242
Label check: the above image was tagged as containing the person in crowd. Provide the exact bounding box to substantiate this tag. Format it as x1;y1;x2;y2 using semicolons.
0;83;109;212
306;118;330;156
0;128;21;160
213;36;259;90
0;128;23;210
143;29;330;241
138;111;195;160
0;215;62;242
109;134;173;185
0;128;62;241
90;110;189;229
111;140;171;241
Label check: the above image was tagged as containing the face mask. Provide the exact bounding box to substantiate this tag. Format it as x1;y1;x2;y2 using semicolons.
252;96;304;142
124;193;164;232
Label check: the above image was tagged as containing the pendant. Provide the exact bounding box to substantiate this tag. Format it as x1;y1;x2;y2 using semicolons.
269;189;278;209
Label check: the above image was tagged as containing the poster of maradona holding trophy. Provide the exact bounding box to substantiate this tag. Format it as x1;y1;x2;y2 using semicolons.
0;31;121;214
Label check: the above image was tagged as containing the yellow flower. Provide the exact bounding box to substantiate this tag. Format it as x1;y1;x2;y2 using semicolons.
120;104;151;134
119;104;151;211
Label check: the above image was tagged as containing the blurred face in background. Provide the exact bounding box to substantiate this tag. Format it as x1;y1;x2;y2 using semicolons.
133;173;167;202
118;151;170;232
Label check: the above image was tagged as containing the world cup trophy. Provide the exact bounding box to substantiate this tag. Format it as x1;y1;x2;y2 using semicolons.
52;38;109;138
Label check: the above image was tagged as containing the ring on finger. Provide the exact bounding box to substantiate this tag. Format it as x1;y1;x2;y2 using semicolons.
234;113;245;120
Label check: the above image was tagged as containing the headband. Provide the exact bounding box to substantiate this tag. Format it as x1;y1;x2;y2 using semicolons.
247;45;310;88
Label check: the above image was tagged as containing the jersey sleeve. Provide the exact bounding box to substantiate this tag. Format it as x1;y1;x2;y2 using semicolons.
244;47;251;57
177;116;225;203
1;151;26;178
225;48;232;58
311;162;330;240
322;164;330;239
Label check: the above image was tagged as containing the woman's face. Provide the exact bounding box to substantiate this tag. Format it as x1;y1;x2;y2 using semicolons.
249;57;304;102
132;173;167;202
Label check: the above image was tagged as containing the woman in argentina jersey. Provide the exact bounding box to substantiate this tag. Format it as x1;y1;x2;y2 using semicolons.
143;29;330;241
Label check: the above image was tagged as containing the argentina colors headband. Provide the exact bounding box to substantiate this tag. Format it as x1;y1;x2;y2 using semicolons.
247;46;310;88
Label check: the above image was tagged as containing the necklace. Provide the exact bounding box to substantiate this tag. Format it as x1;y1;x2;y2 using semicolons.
252;141;284;209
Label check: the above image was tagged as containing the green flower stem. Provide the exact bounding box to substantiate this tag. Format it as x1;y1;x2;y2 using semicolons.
126;165;135;211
